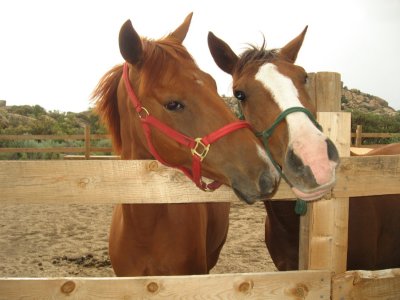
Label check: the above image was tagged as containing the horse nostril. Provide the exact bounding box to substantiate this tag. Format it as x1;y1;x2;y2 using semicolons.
259;171;277;195
326;139;339;162
286;148;304;171
286;148;318;186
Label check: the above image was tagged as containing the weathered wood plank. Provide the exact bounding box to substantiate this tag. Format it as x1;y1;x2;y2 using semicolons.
0;134;86;140
332;268;400;300
1;155;400;204
0;147;86;153
314;72;342;112
335;154;400;197
299;112;351;273
0;160;290;204
0;271;331;300
360;133;400;138
0;134;110;140
0;147;112;154
63;155;120;160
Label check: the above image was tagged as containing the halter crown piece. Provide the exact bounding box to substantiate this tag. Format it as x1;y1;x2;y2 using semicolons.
237;103;323;215
123;63;252;191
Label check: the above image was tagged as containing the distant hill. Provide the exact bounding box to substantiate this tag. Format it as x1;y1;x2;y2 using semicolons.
0;101;105;135
0;84;399;135
223;86;398;117
341;87;398;116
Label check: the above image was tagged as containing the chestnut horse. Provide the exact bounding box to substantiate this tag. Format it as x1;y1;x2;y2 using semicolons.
208;28;400;270
92;13;279;276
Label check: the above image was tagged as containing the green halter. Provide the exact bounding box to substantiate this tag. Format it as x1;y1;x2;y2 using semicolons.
237;104;323;215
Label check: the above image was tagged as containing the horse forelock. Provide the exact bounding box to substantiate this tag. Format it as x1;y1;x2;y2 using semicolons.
92;64;123;154
236;39;279;76
139;37;197;94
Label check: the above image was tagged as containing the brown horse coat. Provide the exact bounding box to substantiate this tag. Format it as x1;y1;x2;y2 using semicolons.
93;13;279;276
208;27;400;271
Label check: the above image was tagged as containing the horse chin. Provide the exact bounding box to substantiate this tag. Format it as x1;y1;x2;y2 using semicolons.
291;185;333;201
284;167;337;201
232;188;258;204
233;188;278;205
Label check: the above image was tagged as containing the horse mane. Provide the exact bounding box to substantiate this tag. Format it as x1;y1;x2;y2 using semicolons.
92;37;196;154
92;64;124;153
235;37;279;75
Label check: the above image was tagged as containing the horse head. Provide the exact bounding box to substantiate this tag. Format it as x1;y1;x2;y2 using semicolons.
94;13;280;204
208;27;339;201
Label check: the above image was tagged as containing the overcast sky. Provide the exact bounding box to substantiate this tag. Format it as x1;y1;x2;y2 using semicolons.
0;0;399;112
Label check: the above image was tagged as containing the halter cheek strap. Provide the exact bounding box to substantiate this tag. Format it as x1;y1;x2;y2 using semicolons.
123;63;251;191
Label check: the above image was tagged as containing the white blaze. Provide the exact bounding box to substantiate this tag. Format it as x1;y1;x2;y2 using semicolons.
255;63;321;140
255;63;336;188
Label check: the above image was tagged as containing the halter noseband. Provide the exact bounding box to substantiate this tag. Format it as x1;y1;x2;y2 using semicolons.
123;63;252;191
237;104;323;214
255;107;322;183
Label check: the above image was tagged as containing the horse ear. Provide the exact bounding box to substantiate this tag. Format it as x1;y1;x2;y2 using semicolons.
169;12;193;43
280;26;308;63
207;32;238;75
119;19;143;66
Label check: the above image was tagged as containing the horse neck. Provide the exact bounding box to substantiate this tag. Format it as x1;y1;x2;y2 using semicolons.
264;201;299;228
116;100;163;220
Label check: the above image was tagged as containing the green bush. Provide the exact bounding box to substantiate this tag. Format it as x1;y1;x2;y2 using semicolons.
0;105;109;160
350;110;400;145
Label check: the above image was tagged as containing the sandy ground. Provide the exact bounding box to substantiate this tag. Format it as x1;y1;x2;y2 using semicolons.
0;201;276;277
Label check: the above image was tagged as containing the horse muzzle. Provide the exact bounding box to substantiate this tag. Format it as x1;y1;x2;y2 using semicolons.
232;171;279;204
284;138;339;201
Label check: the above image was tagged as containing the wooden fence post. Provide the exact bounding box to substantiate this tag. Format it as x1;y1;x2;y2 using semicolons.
306;72;342;112
355;125;362;147
300;72;350;274
84;125;91;160
305;73;317;108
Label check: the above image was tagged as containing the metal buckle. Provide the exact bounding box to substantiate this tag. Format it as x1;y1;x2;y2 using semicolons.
203;184;213;192
191;138;210;161
138;107;150;119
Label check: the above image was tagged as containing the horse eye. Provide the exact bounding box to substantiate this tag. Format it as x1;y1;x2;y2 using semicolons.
165;101;185;111
234;90;246;101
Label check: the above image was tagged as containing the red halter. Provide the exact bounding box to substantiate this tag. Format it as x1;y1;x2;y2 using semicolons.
123;63;252;191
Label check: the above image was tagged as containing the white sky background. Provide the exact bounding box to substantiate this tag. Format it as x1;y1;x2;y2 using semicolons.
0;0;399;112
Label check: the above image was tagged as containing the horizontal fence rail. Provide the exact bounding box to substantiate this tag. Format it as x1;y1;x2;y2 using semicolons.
0;134;109;141
351;124;400;148
0;271;332;300
1;269;399;300
2;125;399;156
0;125;112;158
2;135;399;156
1;155;400;204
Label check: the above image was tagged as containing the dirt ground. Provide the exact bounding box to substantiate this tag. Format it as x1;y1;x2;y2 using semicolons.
0;201;276;277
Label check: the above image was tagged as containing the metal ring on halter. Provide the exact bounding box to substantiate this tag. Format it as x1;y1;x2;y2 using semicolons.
202;184;213;192
191;138;210;161
137;107;150;119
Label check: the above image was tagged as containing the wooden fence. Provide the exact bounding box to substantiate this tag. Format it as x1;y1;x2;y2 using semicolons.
0;125;113;159
1;72;400;299
351;124;400;147
2;125;399;157
1;152;400;299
